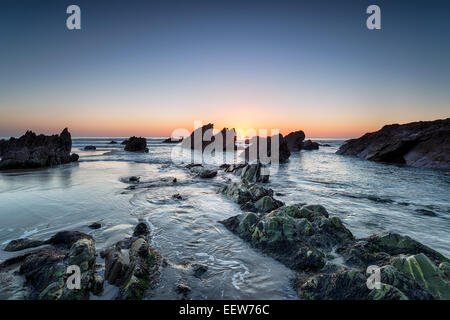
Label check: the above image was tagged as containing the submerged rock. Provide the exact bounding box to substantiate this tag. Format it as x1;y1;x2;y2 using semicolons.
0;128;79;170
336;118;450;169
108;141;118;144
83;145;96;151
88;222;102;230
124;137;148;152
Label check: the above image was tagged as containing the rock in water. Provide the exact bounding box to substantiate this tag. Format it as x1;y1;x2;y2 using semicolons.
162;137;183;143
83;145;96;151
243;134;291;163
301;140;319;150
0;128;79;170
336;118;450;169
285;130;305;151
181;123;236;151
0;231;102;300
124;137;149;152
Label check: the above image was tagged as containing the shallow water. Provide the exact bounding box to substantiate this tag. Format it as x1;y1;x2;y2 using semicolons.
0;138;449;299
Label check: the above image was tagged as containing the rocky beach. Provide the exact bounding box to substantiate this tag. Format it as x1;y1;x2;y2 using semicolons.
0;122;449;300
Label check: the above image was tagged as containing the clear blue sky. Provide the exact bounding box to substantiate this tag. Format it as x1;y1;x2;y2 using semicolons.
0;0;449;137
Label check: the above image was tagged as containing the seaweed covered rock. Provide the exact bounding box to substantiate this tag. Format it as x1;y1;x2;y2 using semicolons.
0;128;79;170
0;231;101;300
222;162;269;183
337;232;449;269
220;204;353;271
100;223;162;300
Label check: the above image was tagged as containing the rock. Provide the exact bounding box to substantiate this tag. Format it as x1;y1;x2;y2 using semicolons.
101;246;128;286
128;176;140;183
301;140;319;150
172;193;183;200
4;238;47;252
108;141;118;144
0;230;98;300
220;204;354;271
133;222;150;238
88;222;102;230
217;182;253;205
337;232;449;269
83;145;96;151
162;137;183;143
91;274;104;296
244;134;291;163
199;169;217;179
336;118;450;169
121;139;128;145
391;253;450;299
119;237;161;300
254;196;284;213
175;283;191;296
0;128;78;170
124;137;148;152
241;163;270;183
285;131;305;151
192;263;208;278
181;123;236;151
439;262;450;277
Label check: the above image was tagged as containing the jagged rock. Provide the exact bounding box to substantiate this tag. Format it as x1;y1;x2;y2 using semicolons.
220;204;353;271
181;123;236;151
301;140;319;150
336;118;450;169
4;238;47;252
0;128;79;170
217;182;253;205
391;253;450;299
100;223;162;300
162;137;183;143
285;131;305;151
83;145;96;151
0;231;99;300
91;274;104;296
254;196;284;213
337;232;449;269
244;134;291;163
124;137;148;152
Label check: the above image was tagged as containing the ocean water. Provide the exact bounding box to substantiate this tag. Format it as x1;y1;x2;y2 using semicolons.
0;138;449;300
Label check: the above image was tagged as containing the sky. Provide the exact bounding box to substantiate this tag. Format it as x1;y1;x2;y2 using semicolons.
0;0;449;138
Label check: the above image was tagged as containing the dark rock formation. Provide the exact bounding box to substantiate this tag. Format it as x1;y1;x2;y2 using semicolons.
88;222;102;230
124;137;148;152
243;134;291;163
84;145;96;151
162;137;183;143
301;140;319;150
285;131;305;151
181;123;236;151
0;231;102;299
100;223;162;300
336;118;450;169
108;141;118;144
187;164;218;179
0;128;79;170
